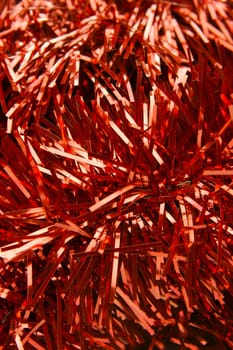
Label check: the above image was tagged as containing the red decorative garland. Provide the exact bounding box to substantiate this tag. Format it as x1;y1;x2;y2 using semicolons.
0;1;233;349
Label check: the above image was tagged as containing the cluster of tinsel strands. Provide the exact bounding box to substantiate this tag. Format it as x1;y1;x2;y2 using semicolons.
0;0;233;349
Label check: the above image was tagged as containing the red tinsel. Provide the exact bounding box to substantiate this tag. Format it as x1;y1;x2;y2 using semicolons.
0;0;233;349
